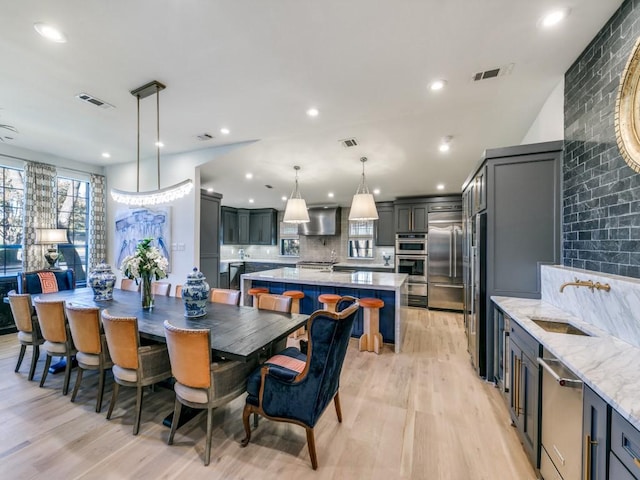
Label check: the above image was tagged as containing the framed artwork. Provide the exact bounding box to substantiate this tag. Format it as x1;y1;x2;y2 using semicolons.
115;206;171;271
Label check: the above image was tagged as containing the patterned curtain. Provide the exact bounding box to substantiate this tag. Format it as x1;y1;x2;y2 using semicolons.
23;162;57;271
89;174;107;269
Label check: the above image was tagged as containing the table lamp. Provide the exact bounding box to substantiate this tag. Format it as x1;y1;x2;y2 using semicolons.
35;228;69;269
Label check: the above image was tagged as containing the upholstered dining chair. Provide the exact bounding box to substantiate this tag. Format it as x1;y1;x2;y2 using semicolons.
257;293;292;353
209;288;241;306
66;305;113;412
101;310;172;435
120;278;139;292
33;297;76;395
174;285;183;298
241;297;360;469
151;282;171;296
256;293;292;313
163;321;256;466
8;290;43;381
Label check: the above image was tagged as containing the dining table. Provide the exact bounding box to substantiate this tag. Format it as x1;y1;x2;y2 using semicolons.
33;287;309;363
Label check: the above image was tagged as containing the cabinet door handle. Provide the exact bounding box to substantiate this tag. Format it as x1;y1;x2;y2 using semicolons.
584;434;598;480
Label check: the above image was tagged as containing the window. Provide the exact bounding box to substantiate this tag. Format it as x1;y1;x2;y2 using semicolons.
0;167;24;276
347;221;374;259
56;177;89;285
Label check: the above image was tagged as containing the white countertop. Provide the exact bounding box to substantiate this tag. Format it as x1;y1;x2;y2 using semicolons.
242;267;408;290
492;295;640;431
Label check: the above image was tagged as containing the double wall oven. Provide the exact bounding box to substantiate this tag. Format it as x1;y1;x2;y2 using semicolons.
395;233;427;307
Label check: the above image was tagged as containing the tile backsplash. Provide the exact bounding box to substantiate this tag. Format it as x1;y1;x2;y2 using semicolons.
542;265;640;348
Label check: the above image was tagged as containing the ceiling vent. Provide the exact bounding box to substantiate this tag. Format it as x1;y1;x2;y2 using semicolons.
340;138;358;148
196;133;214;141
472;63;515;82
76;93;114;109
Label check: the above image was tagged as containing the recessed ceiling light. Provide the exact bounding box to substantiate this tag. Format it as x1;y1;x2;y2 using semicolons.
34;22;67;43
249;198;255;204
101;152;111;158
306;107;319;117
155;141;164;147
245;173;253;179
439;143;450;153
207;187;214;193
220;127;230;135
430;80;446;91
281;196;287;201
540;8;570;28
437;184;445;190
328;192;334;198
373;188;381;195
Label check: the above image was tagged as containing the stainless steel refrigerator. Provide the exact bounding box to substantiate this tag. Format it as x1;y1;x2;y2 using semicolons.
427;211;463;310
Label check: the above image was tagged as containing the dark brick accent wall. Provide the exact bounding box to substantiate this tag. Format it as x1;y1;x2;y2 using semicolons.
564;0;640;278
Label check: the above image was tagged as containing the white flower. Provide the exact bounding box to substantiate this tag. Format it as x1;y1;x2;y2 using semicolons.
120;238;169;281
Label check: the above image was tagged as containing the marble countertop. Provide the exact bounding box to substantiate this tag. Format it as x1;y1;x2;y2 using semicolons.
492;295;640;431
220;258;298;264
242;267;408;290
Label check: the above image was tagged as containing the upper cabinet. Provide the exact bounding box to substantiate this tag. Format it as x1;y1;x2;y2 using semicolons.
249;209;277;245
394;201;429;233
221;206;238;245
222;207;277;246
375;202;395;246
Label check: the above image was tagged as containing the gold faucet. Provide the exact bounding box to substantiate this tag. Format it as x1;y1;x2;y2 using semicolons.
559;278;611;293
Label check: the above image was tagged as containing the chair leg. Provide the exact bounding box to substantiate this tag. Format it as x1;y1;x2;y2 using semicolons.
15;345;27;373
241;405;252;447
96;368;106;413
168;397;182;445
62;353;73;395
107;382;120;420
28;345;40;381
133;385;144;435
40;354;52;388
253;412;259;428
305;426;318;470
334;392;343;423
205;407;214;466
71;367;84;403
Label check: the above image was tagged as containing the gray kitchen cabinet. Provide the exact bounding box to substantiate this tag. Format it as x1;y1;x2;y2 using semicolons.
463;141;562;380
375;202;395;246
583;385;609;480
249;209;277;245
611;410;640;479
238;209;250;245
221;206;238;245
509;319;540;467
200;190;222;288
394;201;428;233
332;265;393;273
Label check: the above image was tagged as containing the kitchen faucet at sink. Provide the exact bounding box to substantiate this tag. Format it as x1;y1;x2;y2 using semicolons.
559;277;611;293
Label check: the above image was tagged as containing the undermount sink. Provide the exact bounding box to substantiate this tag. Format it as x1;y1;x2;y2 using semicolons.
529;317;591;336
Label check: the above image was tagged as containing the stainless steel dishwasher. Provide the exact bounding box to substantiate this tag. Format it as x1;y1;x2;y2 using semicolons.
538;348;583;480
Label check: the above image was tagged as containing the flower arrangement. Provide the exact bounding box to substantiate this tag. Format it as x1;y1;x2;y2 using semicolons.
120;238;169;281
120;238;168;309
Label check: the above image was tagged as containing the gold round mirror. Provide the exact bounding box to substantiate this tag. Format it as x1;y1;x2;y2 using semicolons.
616;37;640;173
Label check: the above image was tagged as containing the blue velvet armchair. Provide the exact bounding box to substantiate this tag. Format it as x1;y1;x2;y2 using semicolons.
241;296;360;470
17;269;75;294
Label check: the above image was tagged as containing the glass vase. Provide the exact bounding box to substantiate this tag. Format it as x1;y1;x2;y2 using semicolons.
141;273;154;310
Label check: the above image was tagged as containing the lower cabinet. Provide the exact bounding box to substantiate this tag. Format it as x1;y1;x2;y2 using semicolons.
509;320;540;468
610;410;640;479
583;385;608;480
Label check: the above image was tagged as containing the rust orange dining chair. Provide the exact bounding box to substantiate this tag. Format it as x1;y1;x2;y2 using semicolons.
209;288;241;305
8;290;43;381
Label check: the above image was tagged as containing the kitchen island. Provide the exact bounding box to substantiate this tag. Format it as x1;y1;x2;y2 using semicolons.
241;268;409;353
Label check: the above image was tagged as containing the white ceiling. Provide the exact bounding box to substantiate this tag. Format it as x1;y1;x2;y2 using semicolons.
0;0;624;209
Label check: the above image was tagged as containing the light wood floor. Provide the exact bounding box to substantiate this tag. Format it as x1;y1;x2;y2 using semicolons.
0;308;536;479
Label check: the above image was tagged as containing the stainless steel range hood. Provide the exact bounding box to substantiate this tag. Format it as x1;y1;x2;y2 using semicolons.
298;206;341;236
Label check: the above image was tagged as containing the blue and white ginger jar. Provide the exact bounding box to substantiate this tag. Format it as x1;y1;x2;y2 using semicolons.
88;261;117;301
182;267;210;317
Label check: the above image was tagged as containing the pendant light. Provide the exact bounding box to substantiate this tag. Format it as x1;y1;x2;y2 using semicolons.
110;80;193;206
349;157;379;221
283;166;310;223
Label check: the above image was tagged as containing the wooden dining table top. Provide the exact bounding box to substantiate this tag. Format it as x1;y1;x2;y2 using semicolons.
33;287;308;362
